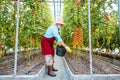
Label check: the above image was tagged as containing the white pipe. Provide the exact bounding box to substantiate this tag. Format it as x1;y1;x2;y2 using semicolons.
14;0;20;79
88;0;93;79
60;0;61;16
118;0;120;46
53;0;56;20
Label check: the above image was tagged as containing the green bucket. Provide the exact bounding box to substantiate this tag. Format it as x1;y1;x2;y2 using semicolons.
56;46;66;57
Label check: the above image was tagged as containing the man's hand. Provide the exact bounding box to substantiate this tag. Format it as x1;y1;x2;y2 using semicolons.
65;46;72;53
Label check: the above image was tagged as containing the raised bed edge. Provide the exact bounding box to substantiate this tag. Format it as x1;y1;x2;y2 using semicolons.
0;65;46;80
63;57;120;80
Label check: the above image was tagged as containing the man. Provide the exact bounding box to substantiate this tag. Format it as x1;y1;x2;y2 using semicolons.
41;18;72;77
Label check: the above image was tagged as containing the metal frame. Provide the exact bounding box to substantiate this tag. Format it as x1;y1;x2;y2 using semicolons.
12;0;64;3
14;0;20;80
52;0;63;20
60;0;62;16
53;0;56;20
88;0;93;79
44;0;64;3
118;0;120;47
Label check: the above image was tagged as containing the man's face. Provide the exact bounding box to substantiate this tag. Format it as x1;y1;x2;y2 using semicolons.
57;24;63;29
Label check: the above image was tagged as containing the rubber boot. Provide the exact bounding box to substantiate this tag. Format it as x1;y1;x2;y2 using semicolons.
52;65;58;71
47;66;56;77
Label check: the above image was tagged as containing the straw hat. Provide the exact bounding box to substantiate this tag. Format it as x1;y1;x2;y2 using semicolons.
55;18;65;25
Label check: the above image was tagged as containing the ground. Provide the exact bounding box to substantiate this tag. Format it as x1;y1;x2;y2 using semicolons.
65;50;120;74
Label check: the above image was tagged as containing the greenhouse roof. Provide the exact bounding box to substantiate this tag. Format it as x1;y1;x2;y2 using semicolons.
12;0;64;20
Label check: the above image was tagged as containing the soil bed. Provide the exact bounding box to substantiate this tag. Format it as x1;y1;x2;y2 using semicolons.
65;50;120;75
0;49;45;75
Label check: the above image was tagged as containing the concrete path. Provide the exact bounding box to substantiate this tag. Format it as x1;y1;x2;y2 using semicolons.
42;55;68;80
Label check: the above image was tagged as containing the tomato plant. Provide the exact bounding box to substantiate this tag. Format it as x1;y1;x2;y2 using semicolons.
62;0;118;50
0;0;53;56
